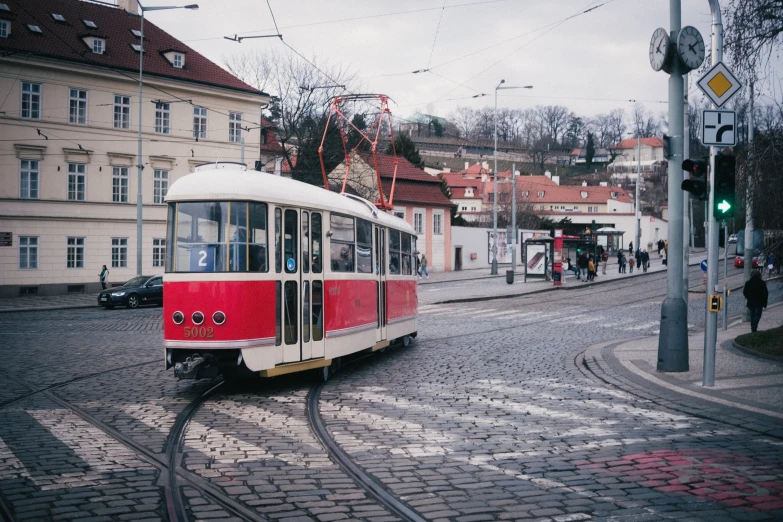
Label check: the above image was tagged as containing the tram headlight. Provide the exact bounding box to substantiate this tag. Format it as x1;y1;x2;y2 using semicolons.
172;311;184;324
212;311;226;325
192;311;204;325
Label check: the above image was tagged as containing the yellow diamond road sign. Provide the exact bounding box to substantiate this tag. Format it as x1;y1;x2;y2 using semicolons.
697;62;742;108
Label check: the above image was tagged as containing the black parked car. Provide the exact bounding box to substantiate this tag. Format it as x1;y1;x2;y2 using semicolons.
98;275;163;309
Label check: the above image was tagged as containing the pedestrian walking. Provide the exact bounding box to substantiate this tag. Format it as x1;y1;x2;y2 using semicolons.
743;269;768;333
641;250;650;272
588;257;596;281
620;253;627;273
629;256;635;273
418;253;429;279
617;250;623;273
767;253;777;278
99;265;109;290
628;242;633;256
601;250;608;275
578;252;589;282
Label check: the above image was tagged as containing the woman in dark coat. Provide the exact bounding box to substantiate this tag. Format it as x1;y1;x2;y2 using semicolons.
743;269;768;333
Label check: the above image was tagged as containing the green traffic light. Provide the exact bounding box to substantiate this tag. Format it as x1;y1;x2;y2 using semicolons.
717;200;731;213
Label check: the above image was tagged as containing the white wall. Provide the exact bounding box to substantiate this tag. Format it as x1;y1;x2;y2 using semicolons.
450;227;549;270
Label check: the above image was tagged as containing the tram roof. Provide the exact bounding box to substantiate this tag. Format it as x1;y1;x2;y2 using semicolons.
166;163;416;235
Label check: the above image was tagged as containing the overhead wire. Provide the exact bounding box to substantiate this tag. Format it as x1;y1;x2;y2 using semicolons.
425;0;448;71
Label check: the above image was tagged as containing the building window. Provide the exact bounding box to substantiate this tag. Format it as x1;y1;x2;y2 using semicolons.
393;210;405;220
193;107;207;139
172;53;183;68
537;191;545;197
433;212;443;235
20;160;39;199
92;38;104;54
27;24;42;34
229;112;242;143
152;238;166;267
131;29;141;38
461;206;467;211
67;237;85;268
67;163;86;201
112;238;128;268
414;212;424;234
21;82;41;119
69;88;88;125
19;237;38;269
153;170;168;204
112;167;128;203
521;191;529;198
130;43;142;52
0;3;9;11
0;20;9;38
52;13;65;22
539;205;545;210
471;206;477;211
113;95;130;129
155;102;170;134
83;20;97;29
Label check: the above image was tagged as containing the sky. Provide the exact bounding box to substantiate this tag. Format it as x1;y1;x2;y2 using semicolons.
142;0;783;123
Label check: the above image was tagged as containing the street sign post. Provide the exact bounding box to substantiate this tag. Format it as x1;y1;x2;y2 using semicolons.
702;110;736;146
697;62;742;108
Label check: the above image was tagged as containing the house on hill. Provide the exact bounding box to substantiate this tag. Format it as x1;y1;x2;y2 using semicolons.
609;137;665;179
330;153;454;271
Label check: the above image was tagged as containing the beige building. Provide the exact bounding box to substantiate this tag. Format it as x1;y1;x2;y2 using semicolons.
0;0;269;296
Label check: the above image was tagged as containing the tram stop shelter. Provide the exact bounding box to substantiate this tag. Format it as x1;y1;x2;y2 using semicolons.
595;227;626;256
523;237;554;282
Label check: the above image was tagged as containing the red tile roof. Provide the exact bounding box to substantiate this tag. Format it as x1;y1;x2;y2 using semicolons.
450;188;481;199
357;152;439;183
381;180;453;207
612;137;664;149
0;0;264;95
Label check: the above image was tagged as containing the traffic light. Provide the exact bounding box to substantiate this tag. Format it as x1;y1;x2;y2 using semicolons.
681;158;708;200
714;154;736;219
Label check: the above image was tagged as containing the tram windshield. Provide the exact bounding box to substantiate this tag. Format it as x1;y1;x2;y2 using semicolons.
167;201;268;272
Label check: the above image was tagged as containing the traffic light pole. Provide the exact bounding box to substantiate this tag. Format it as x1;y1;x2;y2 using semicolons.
703;0;723;387
657;0;689;372
682;75;691;304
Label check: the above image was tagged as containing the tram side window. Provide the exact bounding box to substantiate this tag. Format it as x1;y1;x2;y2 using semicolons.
302;211;310;273
166;204;176;271
312;213;322;274
174;202;228;272
284;209;297;273
356;219;373;274
275;208;282;273
248;202;268;272
388;229;401;275
330;214;355;272
401;233;412;275
229;202;248;272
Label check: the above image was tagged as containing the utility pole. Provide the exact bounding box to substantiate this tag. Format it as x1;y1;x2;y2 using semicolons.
657;0;689;372
636;135;641;253
512;163;517;275
743;81;754;322
703;0;723;386
683;74;691;304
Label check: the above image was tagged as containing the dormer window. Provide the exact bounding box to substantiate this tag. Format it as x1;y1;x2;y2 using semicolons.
52;13;66;22
173;53;184;68
83;20;97;29
611;192;618;199
92;38;105;54
131;29;142;38
27;24;42;34
0;3;9;11
581;191;588;198
521;191;529;198
0;20;8;38
537;191;545;197
130;43;143;53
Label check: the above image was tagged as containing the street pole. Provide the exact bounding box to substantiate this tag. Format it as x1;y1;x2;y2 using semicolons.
136;9;145;277
703;0;723;386
636;135;641;253
512;163;517;274
743;81;754;322
491;81;501;276
241;136;245;165
723;222;728;329
683;75;690;306
657;0;688;372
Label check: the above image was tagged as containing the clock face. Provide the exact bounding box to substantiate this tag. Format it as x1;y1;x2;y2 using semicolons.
649;27;670;72
677;26;705;71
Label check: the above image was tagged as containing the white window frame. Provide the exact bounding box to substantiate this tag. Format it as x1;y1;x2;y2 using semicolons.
537;191;545;197
193;107;207;139
113;95;131;129
131;43;142;53
67;163;86;201
19;236;38;269
433;211;443;235
21;82;41;119
152;238;166;267
52;13;65;22
67;237;85;268
69;88;88;125
153;169;169;204
112;238;128;268
83;19;97;28
20;160;39;199
155;102;170;134
172;53;183;68
0;20;9;38
112;166;129;203
228;112;242;143
414;211;424;234
131;29;141;38
92;38;104;54
27;24;42;34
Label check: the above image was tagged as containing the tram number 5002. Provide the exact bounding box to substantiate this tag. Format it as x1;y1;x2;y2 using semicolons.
183;326;214;338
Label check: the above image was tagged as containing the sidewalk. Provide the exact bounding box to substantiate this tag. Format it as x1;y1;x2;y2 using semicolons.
582;302;783;437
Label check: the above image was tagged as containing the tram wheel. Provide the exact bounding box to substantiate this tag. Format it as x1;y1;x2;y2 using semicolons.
403;335;412;347
320;365;330;383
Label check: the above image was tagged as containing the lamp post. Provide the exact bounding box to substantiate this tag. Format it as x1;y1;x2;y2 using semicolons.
136;2;198;276
627;132;642;256
492;80;532;275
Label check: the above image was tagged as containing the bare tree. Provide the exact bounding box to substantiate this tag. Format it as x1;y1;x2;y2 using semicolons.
724;0;783;81
607;108;627;146
631;102;660;137
448;106;478;138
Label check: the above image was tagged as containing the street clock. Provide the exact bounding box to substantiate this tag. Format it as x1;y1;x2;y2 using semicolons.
677;26;706;72
649;27;672;72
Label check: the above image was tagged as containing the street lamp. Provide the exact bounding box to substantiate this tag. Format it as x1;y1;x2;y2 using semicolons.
626;131;642;256
136;2;198;276
492;80;532;275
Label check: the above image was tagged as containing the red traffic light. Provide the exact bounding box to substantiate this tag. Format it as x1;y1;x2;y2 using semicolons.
682;159;708;177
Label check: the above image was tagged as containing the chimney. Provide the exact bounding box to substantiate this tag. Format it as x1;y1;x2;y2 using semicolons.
552;175;560;186
599;181;608;187
582;181;588;187
544;171;551;179
118;0;139;15
482;161;489;170
274;157;283;176
465;161;469;170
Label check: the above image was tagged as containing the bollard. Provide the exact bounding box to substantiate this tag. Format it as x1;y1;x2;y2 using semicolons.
506;270;514;284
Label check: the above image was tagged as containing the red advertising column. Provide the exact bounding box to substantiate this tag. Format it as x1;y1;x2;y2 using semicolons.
553;229;563;286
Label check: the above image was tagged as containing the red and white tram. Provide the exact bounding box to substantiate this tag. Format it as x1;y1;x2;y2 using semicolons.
163;163;418;380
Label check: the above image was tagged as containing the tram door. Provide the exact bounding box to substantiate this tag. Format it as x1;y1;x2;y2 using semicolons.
374;226;387;343
301;211;325;361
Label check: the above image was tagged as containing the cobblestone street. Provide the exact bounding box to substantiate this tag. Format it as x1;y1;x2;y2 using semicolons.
1;271;782;522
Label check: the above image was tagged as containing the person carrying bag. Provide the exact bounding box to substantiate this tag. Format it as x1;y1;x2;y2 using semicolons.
99;265;109;290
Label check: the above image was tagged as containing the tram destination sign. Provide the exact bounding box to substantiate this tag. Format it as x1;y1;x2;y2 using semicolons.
0;232;12;247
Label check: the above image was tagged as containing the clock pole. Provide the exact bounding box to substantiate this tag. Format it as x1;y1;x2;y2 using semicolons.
656;0;689;372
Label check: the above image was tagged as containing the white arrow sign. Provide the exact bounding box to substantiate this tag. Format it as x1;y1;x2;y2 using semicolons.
702;110;736;146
